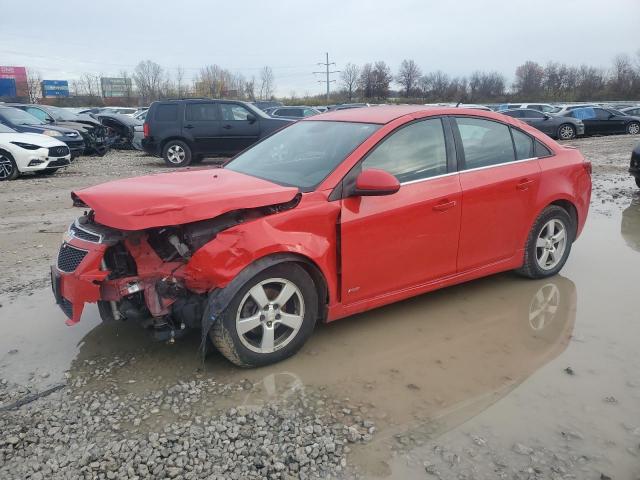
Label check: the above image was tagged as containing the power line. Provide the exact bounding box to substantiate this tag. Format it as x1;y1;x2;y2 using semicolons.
313;53;340;104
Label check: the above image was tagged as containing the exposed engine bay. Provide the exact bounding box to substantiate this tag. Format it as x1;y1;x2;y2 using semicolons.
55;194;301;342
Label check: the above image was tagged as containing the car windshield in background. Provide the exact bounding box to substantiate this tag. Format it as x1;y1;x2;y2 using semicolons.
0;123;15;133
48;106;79;121
225;121;379;190
1;108;46;125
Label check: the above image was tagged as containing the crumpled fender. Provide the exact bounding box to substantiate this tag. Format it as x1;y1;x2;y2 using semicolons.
184;193;340;302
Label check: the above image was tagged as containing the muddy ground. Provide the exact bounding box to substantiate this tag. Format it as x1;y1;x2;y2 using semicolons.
1;136;639;479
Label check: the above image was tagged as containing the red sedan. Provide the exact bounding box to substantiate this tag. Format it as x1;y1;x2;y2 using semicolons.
51;106;591;367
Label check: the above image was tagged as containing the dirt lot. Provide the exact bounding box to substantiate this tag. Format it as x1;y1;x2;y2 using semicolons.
1;136;640;479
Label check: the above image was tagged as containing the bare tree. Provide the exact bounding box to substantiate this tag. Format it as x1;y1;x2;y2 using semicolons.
340;63;360;101
513;61;545;98
245;76;256;101
133;60;165;103
25;69;42;103
358;63;374;99
175;66;185;98
259;66;275;100
396;59;422;97
371;61;392;99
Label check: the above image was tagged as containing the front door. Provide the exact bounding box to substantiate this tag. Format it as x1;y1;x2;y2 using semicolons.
453;117;541;271
218;103;260;154
340;118;461;304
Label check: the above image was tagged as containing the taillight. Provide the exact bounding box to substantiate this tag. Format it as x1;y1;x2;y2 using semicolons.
143;122;150;138
583;161;592;175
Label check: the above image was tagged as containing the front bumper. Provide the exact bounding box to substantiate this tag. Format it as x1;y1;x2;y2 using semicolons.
17;147;72;172
141;137;160;157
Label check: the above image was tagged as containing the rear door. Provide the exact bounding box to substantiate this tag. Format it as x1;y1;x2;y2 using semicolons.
454;117;541;271
218;103;260;153
183;102;221;154
340;117;461;304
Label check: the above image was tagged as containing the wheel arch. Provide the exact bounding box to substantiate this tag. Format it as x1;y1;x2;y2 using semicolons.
549;198;579;238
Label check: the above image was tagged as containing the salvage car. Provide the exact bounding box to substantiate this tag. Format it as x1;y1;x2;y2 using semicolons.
630;141;640;188
51;106;591;367
0;106;85;158
10;104;108;155
0;123;71;180
563;107;640;136
96;112;143;150
142;99;292;167
501;108;584;139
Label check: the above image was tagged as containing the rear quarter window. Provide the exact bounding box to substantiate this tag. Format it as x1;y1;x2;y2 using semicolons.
534;140;552;157
511;128;534;160
154;104;178;121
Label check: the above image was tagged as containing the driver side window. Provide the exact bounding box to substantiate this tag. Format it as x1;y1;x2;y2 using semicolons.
362;118;448;183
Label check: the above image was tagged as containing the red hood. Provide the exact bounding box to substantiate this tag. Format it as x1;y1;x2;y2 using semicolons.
73;168;299;230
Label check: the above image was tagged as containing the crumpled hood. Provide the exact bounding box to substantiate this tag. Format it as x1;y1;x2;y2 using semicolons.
73;168;299;231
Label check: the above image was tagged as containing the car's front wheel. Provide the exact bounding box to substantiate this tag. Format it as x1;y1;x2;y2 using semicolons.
162;140;192;167
209;264;318;367
517;205;574;279
627;122;640;135
557;123;576;140
0;150;19;181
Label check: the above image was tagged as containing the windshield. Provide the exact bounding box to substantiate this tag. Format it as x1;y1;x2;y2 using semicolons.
225;120;380;190
0;123;16;133
1;107;46;125
48;106;79;121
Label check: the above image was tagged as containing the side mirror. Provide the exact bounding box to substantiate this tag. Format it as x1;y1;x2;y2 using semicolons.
246;113;257;123
542;114;551;120
352;168;400;197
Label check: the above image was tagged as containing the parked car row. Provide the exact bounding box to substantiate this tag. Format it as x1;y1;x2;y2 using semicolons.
0;103;147;180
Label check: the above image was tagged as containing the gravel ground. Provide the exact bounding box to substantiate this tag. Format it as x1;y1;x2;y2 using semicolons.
1;136;639;479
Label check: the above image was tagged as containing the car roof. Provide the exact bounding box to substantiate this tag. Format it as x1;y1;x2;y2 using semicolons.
307;105;508;124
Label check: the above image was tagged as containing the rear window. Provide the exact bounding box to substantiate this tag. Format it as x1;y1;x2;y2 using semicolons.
154;104;178;121
186;103;218;121
534;140;552;157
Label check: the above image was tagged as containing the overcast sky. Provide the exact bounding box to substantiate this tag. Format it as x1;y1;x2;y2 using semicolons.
1;0;638;96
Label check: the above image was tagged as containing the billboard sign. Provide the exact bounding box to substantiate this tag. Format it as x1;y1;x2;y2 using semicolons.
0;66;28;96
41;80;69;97
100;77;132;97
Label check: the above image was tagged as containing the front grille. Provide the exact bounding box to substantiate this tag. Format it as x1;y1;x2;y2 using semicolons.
57;244;88;273
48;158;70;168
48;145;70;157
59;297;73;319
70;223;101;242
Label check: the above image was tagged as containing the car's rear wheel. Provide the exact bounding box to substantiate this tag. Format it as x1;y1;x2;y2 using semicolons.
627;122;640;135
209;264;318;367
557;124;576;140
162;140;192;167
0;151;19;181
517;205;574;279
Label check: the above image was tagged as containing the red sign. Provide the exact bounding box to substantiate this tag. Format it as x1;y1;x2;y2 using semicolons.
0;66;28;96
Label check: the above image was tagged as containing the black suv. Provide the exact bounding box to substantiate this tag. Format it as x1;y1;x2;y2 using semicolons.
142;99;292;167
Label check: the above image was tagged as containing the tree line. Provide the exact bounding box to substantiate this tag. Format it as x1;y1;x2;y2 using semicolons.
17;51;640;107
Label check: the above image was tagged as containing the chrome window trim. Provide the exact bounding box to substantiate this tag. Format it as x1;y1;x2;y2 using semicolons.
400;171;458;186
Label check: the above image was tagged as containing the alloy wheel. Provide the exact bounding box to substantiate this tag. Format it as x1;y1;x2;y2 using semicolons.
628;123;640;135
0;154;13;180
559;125;575;140
166;145;186;164
235;278;305;354
535;219;567;270
528;283;560;330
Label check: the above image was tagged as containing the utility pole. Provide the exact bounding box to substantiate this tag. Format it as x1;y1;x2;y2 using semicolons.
313;52;340;105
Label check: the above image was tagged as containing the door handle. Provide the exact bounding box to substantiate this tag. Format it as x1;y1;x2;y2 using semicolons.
433;200;457;212
222;124;232;130
516;178;535;190
184;124;194;129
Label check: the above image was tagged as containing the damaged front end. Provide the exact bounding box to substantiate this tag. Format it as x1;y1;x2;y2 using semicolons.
51;195;301;341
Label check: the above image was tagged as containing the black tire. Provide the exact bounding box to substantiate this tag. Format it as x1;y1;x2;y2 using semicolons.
0;150;19;181
627;122;640;135
209;263;318;367
635;177;640;188
557;123;576;140
38;168;59;176
162;140;192;167
516;205;574;279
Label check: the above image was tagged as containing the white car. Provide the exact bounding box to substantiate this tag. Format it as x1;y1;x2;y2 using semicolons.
0;124;72;181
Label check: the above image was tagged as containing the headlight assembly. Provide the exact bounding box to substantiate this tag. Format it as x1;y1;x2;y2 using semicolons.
11;141;41;150
42;129;63;137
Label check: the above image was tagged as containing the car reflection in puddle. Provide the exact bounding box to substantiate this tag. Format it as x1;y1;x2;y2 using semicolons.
67;273;576;465
621;194;640;252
